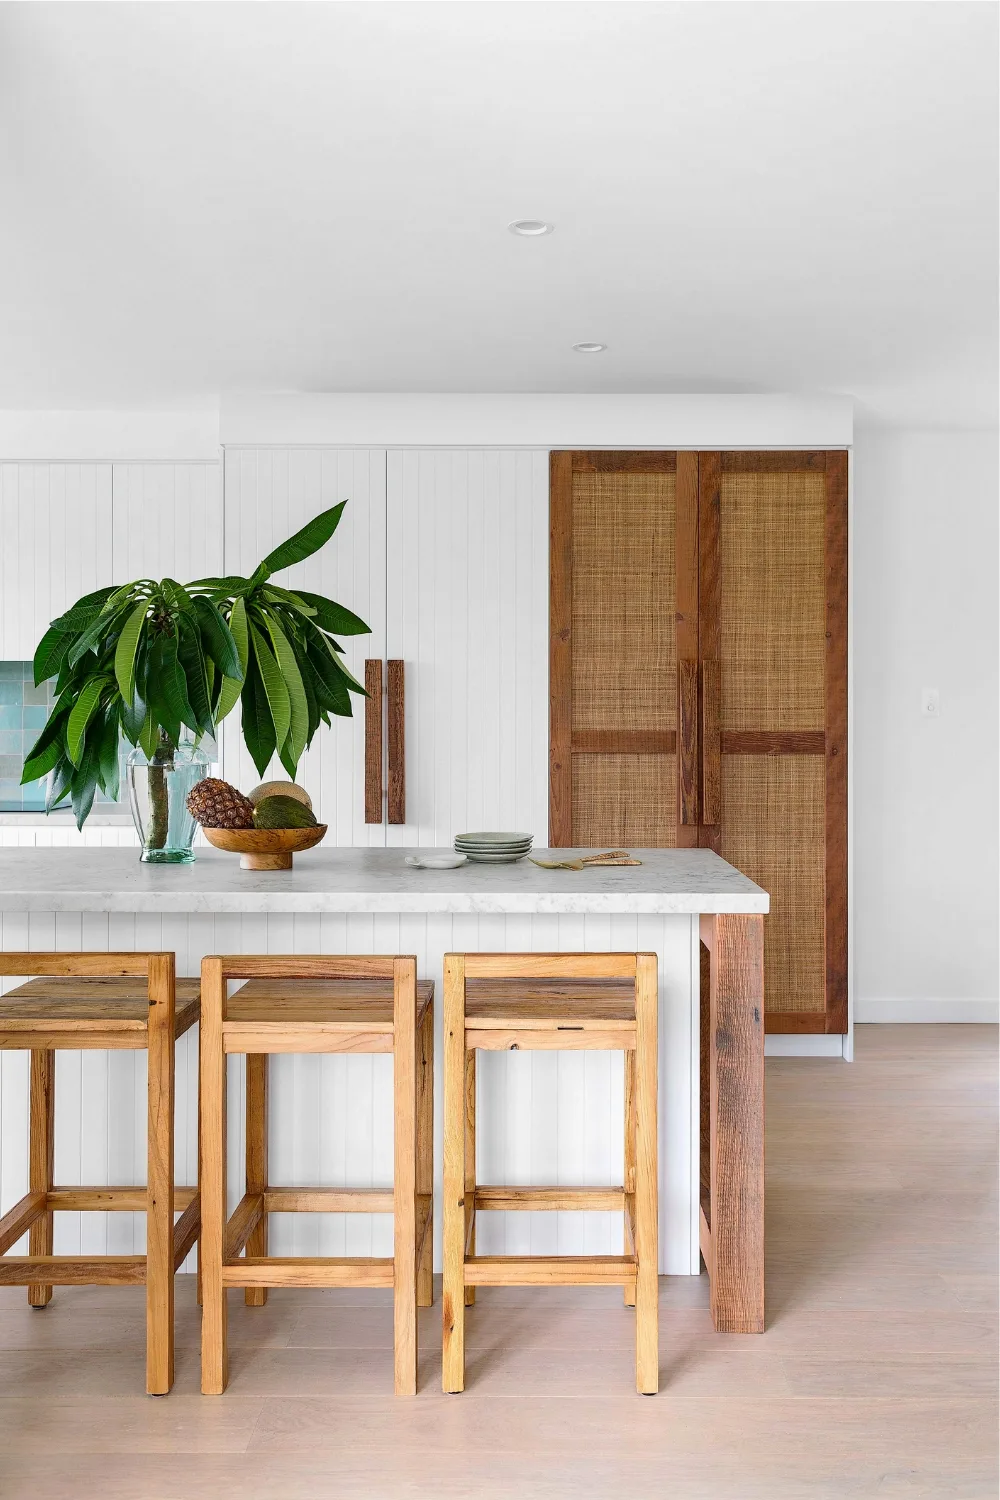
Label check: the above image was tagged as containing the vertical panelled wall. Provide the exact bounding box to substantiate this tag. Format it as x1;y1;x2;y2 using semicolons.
221;448;387;845
385;448;550;845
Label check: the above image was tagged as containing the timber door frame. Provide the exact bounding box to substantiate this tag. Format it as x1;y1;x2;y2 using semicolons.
549;448;849;1036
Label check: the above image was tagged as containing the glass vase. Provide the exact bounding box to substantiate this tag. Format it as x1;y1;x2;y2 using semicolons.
126;736;211;864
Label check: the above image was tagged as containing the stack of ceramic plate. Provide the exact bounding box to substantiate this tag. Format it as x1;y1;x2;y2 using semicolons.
454;831;533;864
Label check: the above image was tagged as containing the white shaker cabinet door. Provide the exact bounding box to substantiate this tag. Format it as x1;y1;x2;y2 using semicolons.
385;449;549;848
221;447;387;846
0;463;114;659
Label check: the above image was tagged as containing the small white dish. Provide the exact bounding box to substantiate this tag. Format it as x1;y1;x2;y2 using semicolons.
405;854;468;870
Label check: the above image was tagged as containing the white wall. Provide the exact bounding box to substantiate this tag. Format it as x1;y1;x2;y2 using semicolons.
853;428;999;1020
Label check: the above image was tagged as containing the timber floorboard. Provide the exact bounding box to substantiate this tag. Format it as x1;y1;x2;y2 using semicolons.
0;1025;995;1498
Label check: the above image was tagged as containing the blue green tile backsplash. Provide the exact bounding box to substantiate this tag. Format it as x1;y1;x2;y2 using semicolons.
0;662;124;811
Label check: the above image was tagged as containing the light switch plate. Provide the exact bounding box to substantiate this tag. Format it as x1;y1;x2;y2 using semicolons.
921;687;940;717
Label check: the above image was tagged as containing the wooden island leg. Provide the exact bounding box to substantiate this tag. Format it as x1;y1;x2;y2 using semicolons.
146;953;175;1395
200;957;228;1394
700;913;765;1334
441;955;466;1392
27;1049;55;1309
244;1055;269;1307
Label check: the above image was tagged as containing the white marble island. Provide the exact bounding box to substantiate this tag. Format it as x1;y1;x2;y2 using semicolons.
0;847;768;1330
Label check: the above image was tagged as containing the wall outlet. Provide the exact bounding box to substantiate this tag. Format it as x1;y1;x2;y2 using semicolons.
921;687;940;718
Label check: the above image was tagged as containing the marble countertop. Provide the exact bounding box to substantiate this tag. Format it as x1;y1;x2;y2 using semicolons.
0;847;768;915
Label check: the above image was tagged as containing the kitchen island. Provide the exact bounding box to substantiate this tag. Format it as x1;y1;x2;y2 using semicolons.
0;846;768;1332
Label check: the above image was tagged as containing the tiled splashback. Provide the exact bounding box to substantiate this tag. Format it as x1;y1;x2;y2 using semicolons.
0;662;123;812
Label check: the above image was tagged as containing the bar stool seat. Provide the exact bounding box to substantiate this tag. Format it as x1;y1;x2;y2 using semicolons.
0;954;200;1395
200;957;434;1397
443;953;658;1395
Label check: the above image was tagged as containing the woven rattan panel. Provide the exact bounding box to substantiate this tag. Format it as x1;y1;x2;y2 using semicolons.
721;755;825;1015
719;473;825;732
572;754;678;847
571;472;676;732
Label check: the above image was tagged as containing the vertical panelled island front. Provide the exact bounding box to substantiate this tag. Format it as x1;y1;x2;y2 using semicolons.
0;847;768;1332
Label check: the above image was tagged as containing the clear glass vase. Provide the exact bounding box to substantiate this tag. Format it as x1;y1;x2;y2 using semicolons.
126;736;211;864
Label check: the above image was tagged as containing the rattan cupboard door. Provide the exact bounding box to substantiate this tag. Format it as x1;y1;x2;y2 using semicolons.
550;451;699;849
699;451;848;1034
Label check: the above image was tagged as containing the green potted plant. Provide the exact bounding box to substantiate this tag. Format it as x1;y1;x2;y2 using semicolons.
20;503;369;862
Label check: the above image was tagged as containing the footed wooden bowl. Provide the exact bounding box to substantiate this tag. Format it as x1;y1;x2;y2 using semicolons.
201;824;328;871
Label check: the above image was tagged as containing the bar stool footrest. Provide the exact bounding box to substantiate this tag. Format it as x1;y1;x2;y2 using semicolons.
222;1257;395;1289
465;1254;637;1286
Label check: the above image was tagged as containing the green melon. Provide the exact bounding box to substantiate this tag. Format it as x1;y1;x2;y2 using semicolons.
252;794;319;830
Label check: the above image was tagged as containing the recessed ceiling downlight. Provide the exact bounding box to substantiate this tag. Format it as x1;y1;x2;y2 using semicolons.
573;342;608;353
508;219;554;236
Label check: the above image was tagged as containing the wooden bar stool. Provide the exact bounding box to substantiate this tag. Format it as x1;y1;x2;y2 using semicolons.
0;952;200;1395
199;955;434;1397
442;952;658;1395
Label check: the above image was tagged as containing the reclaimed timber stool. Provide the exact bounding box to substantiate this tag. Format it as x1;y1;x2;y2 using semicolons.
442;952;658;1395
199;955;434;1397
0;952;200;1395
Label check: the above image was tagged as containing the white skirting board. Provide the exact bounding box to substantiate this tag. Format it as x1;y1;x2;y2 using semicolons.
765;1035;846;1058
855;998;1000;1023
0;910;702;1278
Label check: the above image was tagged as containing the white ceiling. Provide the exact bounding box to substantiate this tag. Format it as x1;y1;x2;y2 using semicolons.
1;2;996;427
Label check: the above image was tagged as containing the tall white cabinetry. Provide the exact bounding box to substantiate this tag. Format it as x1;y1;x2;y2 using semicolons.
222;447;549;847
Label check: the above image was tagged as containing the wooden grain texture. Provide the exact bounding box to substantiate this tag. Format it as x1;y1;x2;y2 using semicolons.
0;953;152;978
678;658;700;826
465;954;638;981
475;1187;625;1212
262;1189;394;1213
392;957;418;1395
416;1002;434;1309
199;956;228;1394
720;730;825;755
201;825;328;871
223;1193;265;1261
387;659;406;825
27;1048;54;1307
570;451;677;473
0;1192;46;1257
549;452;574;846
719;451;827;472
244;1054;269;1306
701;913;765;1333
144;951;175;1395
464;1256;635;1285
571;730;676;754
464;1048;476;1308
633;953;659;1393
364;657;384;824
441;953;467;1391
0;1255;146;1285
623;1048;636;1306
222;1258;394;1288
824;451;849;1034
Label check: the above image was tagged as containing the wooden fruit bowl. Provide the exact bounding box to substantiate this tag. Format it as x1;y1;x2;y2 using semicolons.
201;825;328;871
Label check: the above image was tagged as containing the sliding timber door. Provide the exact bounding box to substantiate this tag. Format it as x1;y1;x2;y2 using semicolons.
550;449;848;1035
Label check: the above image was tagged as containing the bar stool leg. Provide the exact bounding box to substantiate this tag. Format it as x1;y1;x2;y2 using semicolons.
623;1049;636;1308
245;1055;269;1307
442;955;466;1392
146;953;175;1395
464;1049;476;1307
416;1003;434;1308
200;957;228;1395
393;958;418;1396
27;1048;55;1308
634;954;659;1395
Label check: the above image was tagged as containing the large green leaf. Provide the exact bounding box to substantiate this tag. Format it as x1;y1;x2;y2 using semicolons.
33;624;74;686
146;632;196;743
304;644;352;716
261;611;308;771
259;503;346;578
96;707;121;800
249;623;291;752
20;707;69;784
215;597;248;724
193;595;242;680
240;658;277;777
113;600;150;703
294;591;370;636
66;677;106;766
49;586;118;632
46;756;74;813
139;707;159;761
68;600;129;668
70;734;101;830
176;615;215;734
21;736;63;784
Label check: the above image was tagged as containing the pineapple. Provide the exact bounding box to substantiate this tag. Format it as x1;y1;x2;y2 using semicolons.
186;778;255;830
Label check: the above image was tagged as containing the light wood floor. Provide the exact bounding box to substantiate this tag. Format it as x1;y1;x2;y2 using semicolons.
0;1025;995;1499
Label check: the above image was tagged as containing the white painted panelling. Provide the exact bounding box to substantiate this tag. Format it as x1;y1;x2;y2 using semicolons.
385;449;549;846
0;464;113;658
221;448;387;843
0;910;698;1275
110;462;222;588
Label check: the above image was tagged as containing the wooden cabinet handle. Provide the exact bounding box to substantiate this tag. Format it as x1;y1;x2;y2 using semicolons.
701;659;721;827
364;659;383;824
678;659;699;825
387;660;405;825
